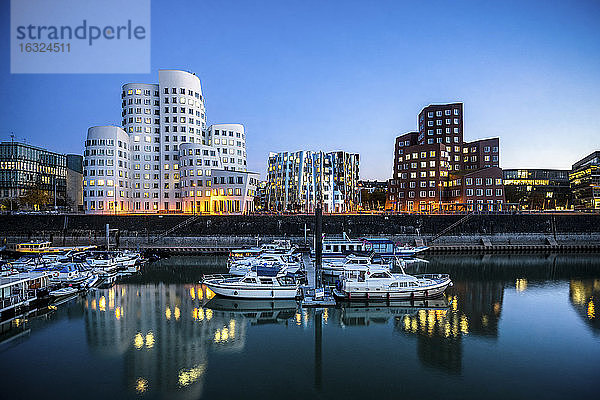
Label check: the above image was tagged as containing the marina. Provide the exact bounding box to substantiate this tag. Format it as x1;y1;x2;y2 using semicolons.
0;253;598;400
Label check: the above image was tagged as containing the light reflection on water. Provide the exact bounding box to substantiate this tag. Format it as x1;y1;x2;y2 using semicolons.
0;254;599;400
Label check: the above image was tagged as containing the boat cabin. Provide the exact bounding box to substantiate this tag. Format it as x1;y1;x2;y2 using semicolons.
15;241;52;253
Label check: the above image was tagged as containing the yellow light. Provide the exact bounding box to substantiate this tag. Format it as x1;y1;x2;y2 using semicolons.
134;333;144;349
205;309;213;321
197;286;204;300
206;287;215;299
323;308;329;323
135;378;148;393
174;306;181;321
214;330;221;343
91;299;96;311
99;296;106;312
165;307;171;320
145;332;155;349
295;313;302;326
516;279;527;292
588;300;595;320
190;287;195;299
115;307;121;320
460;315;469;334
178;364;206;387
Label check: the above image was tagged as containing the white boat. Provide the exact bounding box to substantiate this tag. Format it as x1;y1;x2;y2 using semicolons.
202;269;300;299
228;240;296;263
333;266;452;300
80;274;99;288
229;252;303;276
49;263;90;284
322;254;393;277
49;287;79;298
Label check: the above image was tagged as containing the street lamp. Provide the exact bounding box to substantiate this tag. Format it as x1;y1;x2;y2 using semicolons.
438;182;443;214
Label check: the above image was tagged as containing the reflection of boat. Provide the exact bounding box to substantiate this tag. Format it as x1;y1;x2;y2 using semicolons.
340;301;448;326
49;287;79;298
201;269;299;299
334;266;452;300
204;297;297;311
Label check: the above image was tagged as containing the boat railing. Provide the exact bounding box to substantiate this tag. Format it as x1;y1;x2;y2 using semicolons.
414;274;451;281
201;274;236;282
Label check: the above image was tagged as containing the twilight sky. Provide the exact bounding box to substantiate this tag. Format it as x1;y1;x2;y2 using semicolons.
1;0;599;180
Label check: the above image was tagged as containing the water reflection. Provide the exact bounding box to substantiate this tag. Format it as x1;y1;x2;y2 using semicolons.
2;254;600;399
569;279;600;334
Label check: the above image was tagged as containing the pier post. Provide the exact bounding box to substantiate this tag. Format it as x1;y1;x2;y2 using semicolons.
315;205;322;289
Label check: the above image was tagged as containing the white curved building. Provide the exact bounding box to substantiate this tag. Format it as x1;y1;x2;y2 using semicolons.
158;70;207;212
83;126;132;213
207;124;247;172
83;69;257;215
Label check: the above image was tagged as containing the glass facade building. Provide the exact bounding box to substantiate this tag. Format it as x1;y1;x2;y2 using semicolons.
0;141;67;208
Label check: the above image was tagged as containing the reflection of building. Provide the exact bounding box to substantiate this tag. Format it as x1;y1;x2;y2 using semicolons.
0;141;67;210
266;150;360;213
570;151;600;210
503;169;571;210
394;280;504;374
569;279;599;334
84;283;249;399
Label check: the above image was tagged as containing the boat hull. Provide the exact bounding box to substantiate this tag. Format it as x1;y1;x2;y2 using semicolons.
334;280;452;301
203;282;298;300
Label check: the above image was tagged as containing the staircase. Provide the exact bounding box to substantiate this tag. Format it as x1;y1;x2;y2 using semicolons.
431;213;474;243
152;214;202;242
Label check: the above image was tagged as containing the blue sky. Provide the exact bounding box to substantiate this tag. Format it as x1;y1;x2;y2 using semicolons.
1;0;599;179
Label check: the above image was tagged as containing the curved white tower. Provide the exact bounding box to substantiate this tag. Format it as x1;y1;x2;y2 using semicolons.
158;70;206;212
121;83;160;212
208;124;247;172
83;126;132;214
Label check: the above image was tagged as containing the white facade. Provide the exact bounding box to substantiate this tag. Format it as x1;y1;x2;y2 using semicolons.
83;126;132;213
83;69;257;214
207;124;247;171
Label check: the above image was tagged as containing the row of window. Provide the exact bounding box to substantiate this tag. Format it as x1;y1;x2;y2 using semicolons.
426;109;460;118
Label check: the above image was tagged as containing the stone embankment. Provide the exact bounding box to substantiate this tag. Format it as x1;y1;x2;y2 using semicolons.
1;213;599;254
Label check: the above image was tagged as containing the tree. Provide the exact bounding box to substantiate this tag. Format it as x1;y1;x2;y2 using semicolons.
19;186;51;210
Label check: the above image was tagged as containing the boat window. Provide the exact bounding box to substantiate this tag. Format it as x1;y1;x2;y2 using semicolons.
333;245;339;252
242;278;256;284
341;245;346;252
390;282;398;287
370;272;388;279
410;282;418;287
259;278;272;285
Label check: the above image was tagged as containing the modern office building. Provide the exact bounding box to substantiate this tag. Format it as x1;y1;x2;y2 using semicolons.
0;141;67;210
387;103;505;212
570;151;600;210
503;169;571;210
206;124;247;171
265;150;360;213
83;69;258;214
66;154;84;212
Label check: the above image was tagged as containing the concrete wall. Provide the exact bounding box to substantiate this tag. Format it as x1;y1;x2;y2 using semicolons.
1;214;600;237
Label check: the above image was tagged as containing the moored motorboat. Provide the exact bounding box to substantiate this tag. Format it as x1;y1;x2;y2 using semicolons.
49;287;80;298
322;254;392;276
201;268;300;299
229;252;302;276
333;266;452;301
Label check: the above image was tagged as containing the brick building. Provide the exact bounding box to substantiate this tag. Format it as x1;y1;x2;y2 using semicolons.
387;103;505;213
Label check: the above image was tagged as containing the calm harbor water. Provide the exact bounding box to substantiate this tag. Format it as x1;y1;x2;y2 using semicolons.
1;254;599;400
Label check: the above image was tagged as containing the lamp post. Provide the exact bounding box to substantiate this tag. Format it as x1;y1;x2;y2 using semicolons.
438;182;442;214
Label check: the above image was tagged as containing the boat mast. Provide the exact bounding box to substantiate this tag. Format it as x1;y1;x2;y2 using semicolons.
314;151;323;290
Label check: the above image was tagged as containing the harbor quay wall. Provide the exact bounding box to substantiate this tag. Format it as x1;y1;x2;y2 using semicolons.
1;214;599;248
